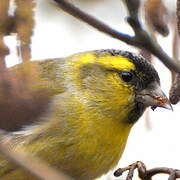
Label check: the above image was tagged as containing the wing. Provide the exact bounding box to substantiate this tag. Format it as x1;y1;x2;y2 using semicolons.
0;58;66;131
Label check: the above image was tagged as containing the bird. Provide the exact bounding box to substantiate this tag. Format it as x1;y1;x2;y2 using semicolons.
0;49;171;180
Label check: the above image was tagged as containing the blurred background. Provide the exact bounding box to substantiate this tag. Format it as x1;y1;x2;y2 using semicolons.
4;0;180;179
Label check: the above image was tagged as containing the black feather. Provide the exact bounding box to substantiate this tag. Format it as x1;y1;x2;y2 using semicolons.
97;49;160;90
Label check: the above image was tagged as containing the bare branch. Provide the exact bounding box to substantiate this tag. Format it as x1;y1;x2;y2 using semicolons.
170;73;180;104
53;0;180;73
114;161;180;180
169;17;180;105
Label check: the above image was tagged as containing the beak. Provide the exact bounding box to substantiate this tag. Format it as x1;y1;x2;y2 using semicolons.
136;82;173;111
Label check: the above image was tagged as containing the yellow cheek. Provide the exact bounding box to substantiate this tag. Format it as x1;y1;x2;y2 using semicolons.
106;72;134;104
108;72;133;91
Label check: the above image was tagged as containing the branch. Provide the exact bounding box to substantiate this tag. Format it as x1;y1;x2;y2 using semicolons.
170;73;180;104
0;131;71;180
114;161;180;180
53;0;180;73
169;17;180;105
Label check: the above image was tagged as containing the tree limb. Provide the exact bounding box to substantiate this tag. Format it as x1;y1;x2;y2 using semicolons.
114;161;180;180
53;0;180;73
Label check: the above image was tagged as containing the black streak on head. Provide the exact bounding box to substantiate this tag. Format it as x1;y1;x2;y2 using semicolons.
97;49;160;89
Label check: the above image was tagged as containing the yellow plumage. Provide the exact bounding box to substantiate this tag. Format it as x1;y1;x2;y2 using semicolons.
0;50;169;179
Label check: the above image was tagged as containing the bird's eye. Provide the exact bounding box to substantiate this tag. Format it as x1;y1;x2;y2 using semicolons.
120;71;133;82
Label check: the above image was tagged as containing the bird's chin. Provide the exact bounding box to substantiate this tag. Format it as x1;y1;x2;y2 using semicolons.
135;82;173;111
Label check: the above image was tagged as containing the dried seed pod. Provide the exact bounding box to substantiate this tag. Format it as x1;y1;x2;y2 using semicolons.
177;0;180;35
15;0;36;61
0;0;10;69
144;0;169;36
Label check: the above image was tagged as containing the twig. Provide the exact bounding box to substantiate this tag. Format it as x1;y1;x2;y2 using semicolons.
114;161;180;180
170;73;180;104
53;0;180;73
0;131;71;180
169;16;180;105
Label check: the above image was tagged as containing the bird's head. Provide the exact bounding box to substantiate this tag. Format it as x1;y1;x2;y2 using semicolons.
66;49;172;123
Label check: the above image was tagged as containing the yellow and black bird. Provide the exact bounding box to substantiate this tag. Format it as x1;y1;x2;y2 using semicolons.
0;49;171;179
